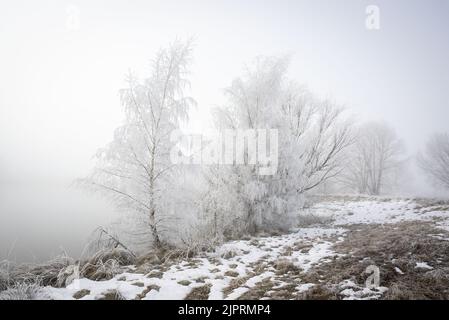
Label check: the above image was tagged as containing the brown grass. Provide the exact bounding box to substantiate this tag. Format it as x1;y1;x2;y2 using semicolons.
224;270;240;277
238;277;275;300
177;280;191;286
299;221;449;299
184;284;212;300
131;281;145;287
4;254;74;288
135;284;160;299
98;289;125;300
298;285;338;300
73;289;90;299
222;275;251;297
232;220;449;300
146;270;164;279
274;259;301;275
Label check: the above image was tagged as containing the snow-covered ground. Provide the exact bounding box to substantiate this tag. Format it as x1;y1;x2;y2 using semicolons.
309;197;449;230
45;227;346;300
40;196;449;300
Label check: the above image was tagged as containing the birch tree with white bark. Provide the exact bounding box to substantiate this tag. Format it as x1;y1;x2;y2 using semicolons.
83;41;195;249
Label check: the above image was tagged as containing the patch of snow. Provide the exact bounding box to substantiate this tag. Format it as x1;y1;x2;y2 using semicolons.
338;280;388;300
291;241;338;272
44;226;345;300
295;283;315;293
311;199;449;227
415;262;433;270
394;267;404;275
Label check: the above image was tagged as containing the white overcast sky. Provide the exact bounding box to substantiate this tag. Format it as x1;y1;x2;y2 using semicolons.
1;0;448;181
0;0;448;260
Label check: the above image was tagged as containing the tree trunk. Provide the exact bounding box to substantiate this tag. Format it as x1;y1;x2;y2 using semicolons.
245;204;258;235
149;208;161;248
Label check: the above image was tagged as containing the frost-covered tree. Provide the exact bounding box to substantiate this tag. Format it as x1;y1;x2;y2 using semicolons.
418;133;449;190
83;41;195;249
208;57;353;234
198;165;247;240
341;121;405;195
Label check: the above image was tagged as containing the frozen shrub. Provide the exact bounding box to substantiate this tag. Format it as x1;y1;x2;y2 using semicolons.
0;283;49;300
7;254;73;288
0;260;12;291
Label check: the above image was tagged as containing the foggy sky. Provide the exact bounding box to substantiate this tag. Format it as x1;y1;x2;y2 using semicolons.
1;0;448;261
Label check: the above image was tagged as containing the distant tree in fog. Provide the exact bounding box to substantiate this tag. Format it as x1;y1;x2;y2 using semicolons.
83;41;195;249
418;133;449;190
341;121;405;195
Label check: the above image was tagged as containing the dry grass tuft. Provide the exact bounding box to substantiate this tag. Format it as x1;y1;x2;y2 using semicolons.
298;285;338;300
238;277;274;300
274;259;301;275
177;280;191;286
88;248;136;266
146;270;164;279
135;284;160;300
185;284;212;300
222;275;251;297
131;281;145;287
224;270;240;277
73;289;90;299
98;289;125;300
80;258;121;281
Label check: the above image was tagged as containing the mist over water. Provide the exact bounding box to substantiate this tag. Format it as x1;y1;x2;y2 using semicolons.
0;181;118;263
